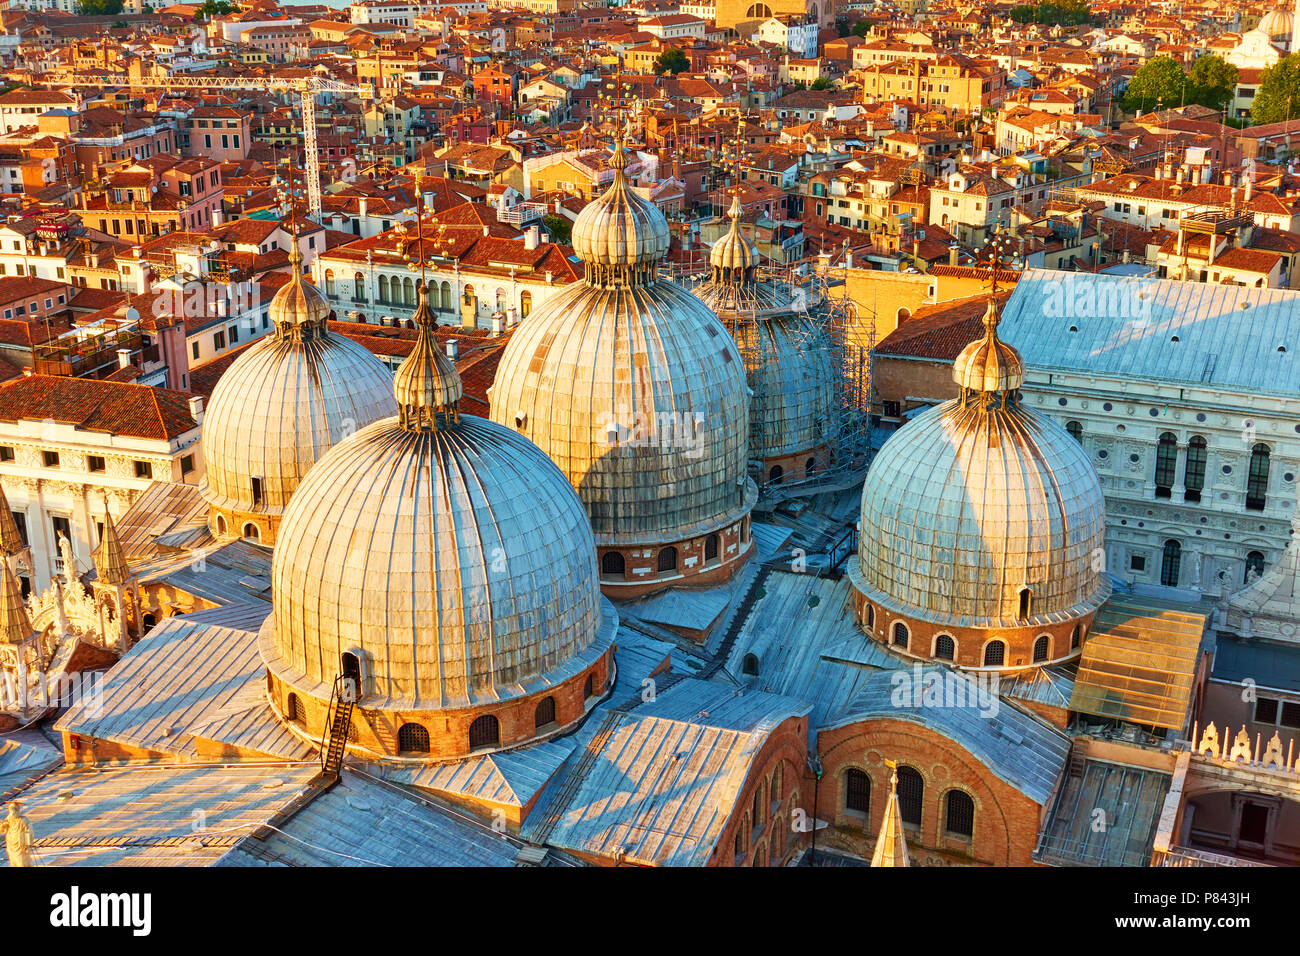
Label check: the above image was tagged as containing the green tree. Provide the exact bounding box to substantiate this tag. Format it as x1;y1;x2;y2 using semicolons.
1252;53;1300;125
653;47;690;76
195;0;235;20
810;76;832;90
1008;0;1092;25
543;214;571;245
1187;54;1238;112
77;0;124;14
851;19;869;37
1122;56;1188;114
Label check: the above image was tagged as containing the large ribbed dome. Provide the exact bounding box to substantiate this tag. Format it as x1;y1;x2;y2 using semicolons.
490;139;755;550
1259;6;1293;38
262;281;615;712
850;299;1107;629
200;253;396;535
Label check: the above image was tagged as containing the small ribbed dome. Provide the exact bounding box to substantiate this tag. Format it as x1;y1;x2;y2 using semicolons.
952;298;1024;394
393;280;462;430
262;411;615;710
571;139;671;280
850;300;1107;629
710;194;759;278
269;242;330;336
200;254;397;530
1259;6;1293;37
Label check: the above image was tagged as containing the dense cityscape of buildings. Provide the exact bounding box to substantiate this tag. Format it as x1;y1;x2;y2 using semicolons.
0;0;1298;872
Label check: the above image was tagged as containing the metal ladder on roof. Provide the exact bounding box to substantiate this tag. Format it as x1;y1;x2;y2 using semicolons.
319;675;355;781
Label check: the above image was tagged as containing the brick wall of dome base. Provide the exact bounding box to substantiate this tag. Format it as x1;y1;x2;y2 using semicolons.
266;648;614;763
851;590;1095;674
596;522;754;602
759;442;836;486
207;505;278;547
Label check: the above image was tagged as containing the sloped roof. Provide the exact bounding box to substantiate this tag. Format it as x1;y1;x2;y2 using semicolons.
0;375;197;440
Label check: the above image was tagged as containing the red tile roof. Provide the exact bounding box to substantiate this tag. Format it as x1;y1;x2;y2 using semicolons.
0;375;197;440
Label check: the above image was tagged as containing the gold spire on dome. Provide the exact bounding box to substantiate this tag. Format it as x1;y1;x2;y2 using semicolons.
0;557;32;646
870;760;911;868
93;503;131;587
952;222;1024;406
269;159;330;342
0;484;24;557
395;176;462;431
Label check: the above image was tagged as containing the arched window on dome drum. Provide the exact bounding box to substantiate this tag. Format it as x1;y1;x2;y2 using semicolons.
323;269;335;296
657;547;678;573
1245;551;1265;584
354;272;364;300
378;274;389;303
1066;420;1083;443
865;604;875;629
983;640;1005;667
1184;436;1207;503
1154;432;1178;499
934;634;955;660
601;551;625;579
534;696;556;730
768;464;783;484
806;456;816;476
892;621;909;649
1018;588;1031;620
742;653;759;676
468;715;499;750
705;534;719;562
1161;539;1182;587
1033;634;1050;663
896;766;923;827
242;522;259;542
1247;443;1271;511
215;514;226;536
584;674;595;699
520;290;532;318
398;722;430;754
844;768;870;814
1071;624;1082;650
286;693;301;722
945;790;974;838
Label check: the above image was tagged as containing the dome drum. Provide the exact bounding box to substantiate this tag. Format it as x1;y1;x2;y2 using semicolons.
596;514;754;598
850;590;1096;673
262;615;616;761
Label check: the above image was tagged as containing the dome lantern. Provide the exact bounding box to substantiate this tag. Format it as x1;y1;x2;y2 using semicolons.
710;193;759;286
952;296;1025;403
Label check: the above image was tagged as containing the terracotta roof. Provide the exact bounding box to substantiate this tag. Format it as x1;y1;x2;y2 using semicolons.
875;290;1013;360
0;375;197;440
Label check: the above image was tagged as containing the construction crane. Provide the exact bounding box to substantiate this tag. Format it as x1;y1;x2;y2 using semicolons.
35;72;373;218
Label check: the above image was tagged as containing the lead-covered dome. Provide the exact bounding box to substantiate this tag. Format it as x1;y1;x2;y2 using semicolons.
490;138;755;591
850;298;1107;631
200;242;397;543
261;279;616;759
1259;6;1293;39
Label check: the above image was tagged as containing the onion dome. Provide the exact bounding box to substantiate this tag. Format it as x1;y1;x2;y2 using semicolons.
92;506;131;587
709;194;759;282
850;297;1107;629
490;137;755;553
570;138;671;286
952;297;1025;396
263;279;616;719
199;236;397;540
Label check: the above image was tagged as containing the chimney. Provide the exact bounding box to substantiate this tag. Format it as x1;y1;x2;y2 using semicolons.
948;243;959;266
358;197;368;219
116;348;131;369
445;337;459;361
1224;171;1233;188
188;394;204;425
1246;176;1254;201
524;225;539;250
1176;166;1184;185
491;313;504;334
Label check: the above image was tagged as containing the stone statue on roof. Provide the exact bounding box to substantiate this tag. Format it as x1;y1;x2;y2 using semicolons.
1;801;34;867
